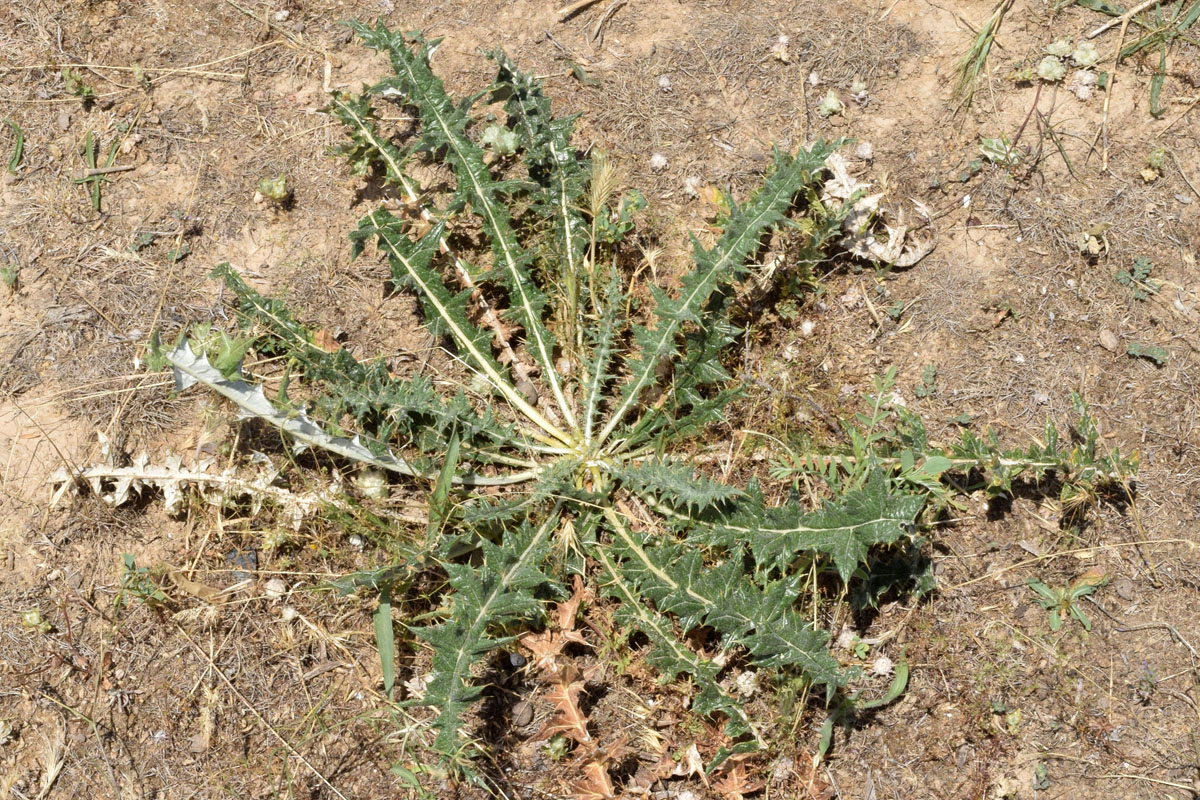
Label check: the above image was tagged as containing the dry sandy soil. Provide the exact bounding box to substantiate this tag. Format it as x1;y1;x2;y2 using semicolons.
2;0;1199;798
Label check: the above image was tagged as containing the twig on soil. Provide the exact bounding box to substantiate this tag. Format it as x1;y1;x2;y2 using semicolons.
72;164;135;179
1087;0;1165;38
557;0;605;20
1100;16;1134;170
1112;621;1198;658
1169;151;1200;200
944;538;1192;591
2;62;244;80
589;0;627;45
1097;774;1199;792
1155;95;1200;137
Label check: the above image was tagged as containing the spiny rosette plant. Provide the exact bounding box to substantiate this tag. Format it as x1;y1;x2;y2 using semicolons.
154;21;961;772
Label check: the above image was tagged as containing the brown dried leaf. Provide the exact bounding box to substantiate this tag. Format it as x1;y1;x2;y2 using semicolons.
671;743;709;786
570;736;628;800
558;574;588;630
519;576;590;675
714;761;765;800
536;665;590;744
572;762;616;800
312;328;340;353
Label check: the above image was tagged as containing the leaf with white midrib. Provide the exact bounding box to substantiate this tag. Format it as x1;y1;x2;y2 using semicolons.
597;145;838;448
354;22;576;430
410;509;559;753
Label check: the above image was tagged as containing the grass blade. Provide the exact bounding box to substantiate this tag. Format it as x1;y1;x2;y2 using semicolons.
375;587;396;701
4;119;23;175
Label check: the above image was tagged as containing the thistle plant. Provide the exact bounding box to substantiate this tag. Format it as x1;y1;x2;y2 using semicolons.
149;21;1116;778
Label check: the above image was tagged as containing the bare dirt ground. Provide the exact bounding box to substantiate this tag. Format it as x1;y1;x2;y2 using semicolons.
2;0;1199;798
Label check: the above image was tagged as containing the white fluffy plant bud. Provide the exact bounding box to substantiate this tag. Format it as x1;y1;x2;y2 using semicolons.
354;467;389;499
1037;56;1067;82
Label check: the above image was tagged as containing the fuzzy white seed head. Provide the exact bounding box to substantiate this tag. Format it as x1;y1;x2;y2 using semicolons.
1037;56;1066;82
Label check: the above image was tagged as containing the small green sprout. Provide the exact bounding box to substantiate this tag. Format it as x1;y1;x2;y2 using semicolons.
542;734;570;761
4;118;23;175
61;67;95;99
257;175;291;204
980;134;1020;166
914;364;938;399
479;124;518;155
21;609;52;634
1115;256;1159;300
1026;569;1106;631
1126;341;1168;366
1009;65;1037;83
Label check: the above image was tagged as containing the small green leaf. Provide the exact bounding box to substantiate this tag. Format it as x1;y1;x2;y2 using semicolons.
857;648;909;710
921;456;953;477
257;175;290;202
4;118;23;175
1126;341;1168;366
375;588;396;700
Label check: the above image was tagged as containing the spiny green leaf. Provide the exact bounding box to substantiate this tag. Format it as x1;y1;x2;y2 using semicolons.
594;546;758;744
614;458;743;513
409;511;560;754
352;23;575;427
722;471;925;582
606;510;846;693
601;143;842;450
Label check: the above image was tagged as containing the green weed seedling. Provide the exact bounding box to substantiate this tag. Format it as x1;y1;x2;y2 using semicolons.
1026;569;1106;631
1126;340;1168;366
61;67;95;100
1115;256;1160;300
74;131;118;212
914;364;938;399
117;553;170;612
4;118;23;176
979;134;1021;167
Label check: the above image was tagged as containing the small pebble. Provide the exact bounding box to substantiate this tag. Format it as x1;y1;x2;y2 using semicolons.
657;74;673;93
1033;392;1049;405
1099;329;1119;352
264;578;287;600
511;700;533;727
855;141;874;161
56;110;71;131
516;378;539;405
